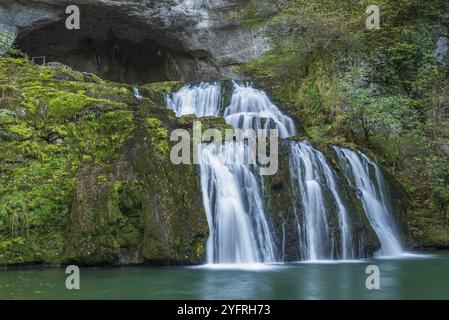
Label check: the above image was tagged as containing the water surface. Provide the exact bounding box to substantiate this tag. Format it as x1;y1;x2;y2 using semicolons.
1;252;448;299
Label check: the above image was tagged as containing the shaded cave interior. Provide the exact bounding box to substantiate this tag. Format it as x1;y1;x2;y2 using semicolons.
15;12;218;84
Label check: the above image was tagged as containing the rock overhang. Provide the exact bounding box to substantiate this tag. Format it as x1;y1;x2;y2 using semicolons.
0;0;270;83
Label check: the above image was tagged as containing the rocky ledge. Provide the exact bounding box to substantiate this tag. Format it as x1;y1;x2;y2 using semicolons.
0;0;270;83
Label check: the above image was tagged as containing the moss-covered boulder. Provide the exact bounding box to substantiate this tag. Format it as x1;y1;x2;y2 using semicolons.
0;57;208;266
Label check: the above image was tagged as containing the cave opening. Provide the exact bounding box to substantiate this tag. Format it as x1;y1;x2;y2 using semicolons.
14;14;209;84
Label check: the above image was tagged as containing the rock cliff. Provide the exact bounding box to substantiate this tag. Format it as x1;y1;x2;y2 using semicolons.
0;0;270;83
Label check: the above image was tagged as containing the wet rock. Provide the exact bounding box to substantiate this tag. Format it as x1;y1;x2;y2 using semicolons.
1;0;270;83
435;5;449;66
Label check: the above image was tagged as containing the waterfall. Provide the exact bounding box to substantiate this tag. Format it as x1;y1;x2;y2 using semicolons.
289;141;354;260
223;83;296;137
334;147;404;256
166;80;404;263
199;142;275;263
166;81;295;263
166;82;222;117
133;87;143;99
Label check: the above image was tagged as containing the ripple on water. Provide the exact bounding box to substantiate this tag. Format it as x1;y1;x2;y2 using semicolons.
189;263;283;271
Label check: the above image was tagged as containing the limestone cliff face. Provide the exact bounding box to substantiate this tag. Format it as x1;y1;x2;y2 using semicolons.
263;139;381;261
435;6;449;66
0;56;210;266
0;0;270;83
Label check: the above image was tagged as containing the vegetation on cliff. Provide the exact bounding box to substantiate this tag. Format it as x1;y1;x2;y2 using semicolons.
237;0;449;247
1;0;448;266
0;54;208;266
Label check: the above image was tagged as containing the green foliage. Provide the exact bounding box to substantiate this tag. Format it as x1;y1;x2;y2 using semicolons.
0;54;209;266
343;88;419;141
0;56;139;265
238;0;449;239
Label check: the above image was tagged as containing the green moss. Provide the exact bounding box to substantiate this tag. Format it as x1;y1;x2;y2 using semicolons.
195;241;205;258
238;0;449;248
140;81;183;105
51;64;84;82
0;57;138;265
177;115;233;143
145;117;164;128
8;123;34;140
145;117;170;154
1;55;208;266
47;92;97;118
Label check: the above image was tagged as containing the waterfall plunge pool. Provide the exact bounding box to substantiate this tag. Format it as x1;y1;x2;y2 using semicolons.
1;251;448;299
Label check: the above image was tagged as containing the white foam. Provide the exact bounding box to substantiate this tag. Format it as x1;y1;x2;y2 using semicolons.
191;263;281;271
374;252;437;260
294;259;366;265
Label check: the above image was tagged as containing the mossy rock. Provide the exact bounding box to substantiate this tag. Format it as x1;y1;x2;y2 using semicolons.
139;81;184;105
177;114;234;142
0;57;208;266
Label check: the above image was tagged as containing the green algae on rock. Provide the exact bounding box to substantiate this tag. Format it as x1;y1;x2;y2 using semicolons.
0;57;208;266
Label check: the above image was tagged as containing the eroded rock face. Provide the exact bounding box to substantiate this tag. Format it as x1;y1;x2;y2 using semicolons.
66;122;210;266
0;56;210;266
0;0;270;83
263;140;381;261
435;5;449;66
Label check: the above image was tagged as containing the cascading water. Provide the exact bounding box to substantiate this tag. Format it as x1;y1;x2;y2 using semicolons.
166;80;404;263
289;141;355;260
166;81;295;264
199;142;275;263
224;84;296;137
334;147;404;256
133;87;143;100
166;82;222;117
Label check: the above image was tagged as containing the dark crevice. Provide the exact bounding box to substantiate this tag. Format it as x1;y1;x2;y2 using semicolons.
15;15;217;84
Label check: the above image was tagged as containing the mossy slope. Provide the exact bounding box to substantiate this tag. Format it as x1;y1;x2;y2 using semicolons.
0;57;208;266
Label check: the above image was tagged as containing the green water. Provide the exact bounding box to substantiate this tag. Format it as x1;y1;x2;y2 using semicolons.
1;252;449;299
